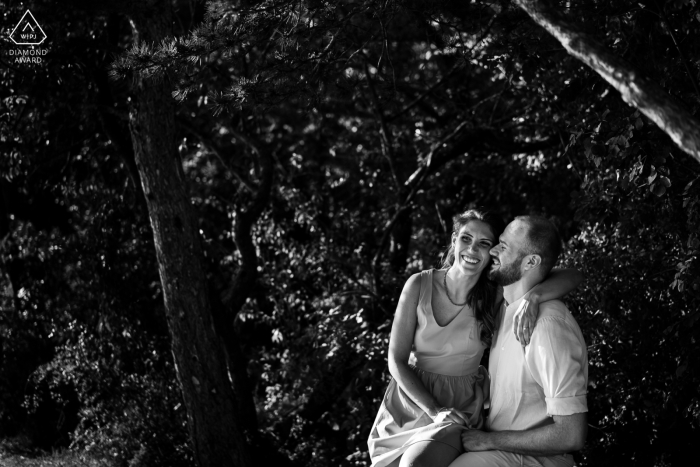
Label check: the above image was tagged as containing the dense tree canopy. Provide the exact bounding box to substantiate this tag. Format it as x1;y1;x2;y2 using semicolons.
1;0;699;466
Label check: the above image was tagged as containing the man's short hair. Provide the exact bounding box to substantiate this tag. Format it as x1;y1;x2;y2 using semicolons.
515;215;562;275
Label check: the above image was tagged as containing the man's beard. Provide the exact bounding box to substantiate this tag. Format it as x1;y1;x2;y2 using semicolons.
488;256;524;286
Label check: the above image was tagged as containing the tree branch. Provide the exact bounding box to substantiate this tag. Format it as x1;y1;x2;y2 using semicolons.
387;61;462;123
651;0;700;102
222;128;274;316
385;1;502;124
207;128;274;437
371;123;555;284
515;0;700;165
371;121;470;285
91;65;145;207
64;0;162;14
176;118;257;193
364;61;401;191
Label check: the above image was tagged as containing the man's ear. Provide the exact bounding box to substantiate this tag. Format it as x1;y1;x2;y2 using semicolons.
523;254;542;270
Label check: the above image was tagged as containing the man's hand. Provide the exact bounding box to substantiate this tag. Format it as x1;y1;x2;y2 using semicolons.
461;414;588;456
461;428;492;452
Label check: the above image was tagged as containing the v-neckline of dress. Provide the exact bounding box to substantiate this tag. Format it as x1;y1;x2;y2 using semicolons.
428;269;470;328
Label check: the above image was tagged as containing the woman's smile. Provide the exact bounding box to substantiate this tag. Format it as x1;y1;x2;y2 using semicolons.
460;254;481;265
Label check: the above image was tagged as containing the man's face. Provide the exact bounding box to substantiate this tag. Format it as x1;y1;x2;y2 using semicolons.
488;221;528;286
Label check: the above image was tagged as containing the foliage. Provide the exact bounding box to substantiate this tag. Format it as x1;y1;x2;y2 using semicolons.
0;449;115;467
1;4;190;464
1;0;699;465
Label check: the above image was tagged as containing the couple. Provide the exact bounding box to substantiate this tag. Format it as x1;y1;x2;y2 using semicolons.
368;210;588;467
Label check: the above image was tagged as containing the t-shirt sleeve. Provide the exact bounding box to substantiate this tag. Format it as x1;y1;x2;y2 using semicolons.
525;316;588;416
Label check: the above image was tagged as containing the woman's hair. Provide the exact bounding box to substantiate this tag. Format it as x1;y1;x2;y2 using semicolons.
440;209;505;347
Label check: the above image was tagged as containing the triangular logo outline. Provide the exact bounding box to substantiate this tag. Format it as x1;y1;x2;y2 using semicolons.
10;10;47;45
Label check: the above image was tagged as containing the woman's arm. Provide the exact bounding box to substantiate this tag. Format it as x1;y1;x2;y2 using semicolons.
514;268;584;345
527;267;584;303
388;273;469;425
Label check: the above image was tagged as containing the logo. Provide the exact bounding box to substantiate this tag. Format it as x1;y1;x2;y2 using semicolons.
10;10;46;45
5;10;49;65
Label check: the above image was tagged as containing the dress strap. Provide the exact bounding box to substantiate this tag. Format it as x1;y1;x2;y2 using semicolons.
417;269;433;311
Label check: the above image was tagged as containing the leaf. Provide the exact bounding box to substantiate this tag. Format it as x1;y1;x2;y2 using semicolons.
653;155;667;165
684;179;695;193
605;134;631;151
621;175;630;190
689;312;700;327
670;0;693;10
583;137;593;158
676;361;687;377
634;117;643;130
660;176;671;188
651;181;666;197
647;166;657;185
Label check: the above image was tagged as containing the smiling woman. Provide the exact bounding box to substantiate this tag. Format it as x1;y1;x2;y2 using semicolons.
438;212;506;347
367;209;583;467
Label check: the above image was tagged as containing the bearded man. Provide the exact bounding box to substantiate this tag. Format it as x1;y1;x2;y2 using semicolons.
449;215;588;467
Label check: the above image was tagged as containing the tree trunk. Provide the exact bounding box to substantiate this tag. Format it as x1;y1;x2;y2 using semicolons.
126;4;250;466
514;0;700;165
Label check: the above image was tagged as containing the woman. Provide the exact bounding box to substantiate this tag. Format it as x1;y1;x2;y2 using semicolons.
367;209;582;467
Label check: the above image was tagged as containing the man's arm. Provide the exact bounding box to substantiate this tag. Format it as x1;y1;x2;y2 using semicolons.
461;412;587;456
465;310;589;455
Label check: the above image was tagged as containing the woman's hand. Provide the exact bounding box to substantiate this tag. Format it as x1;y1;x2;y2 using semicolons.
512;293;540;346
512;268;583;345
431;407;470;426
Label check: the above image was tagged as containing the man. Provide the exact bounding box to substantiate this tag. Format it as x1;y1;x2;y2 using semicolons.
449;216;588;467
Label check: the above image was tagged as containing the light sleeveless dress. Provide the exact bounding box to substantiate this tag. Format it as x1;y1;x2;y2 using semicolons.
367;269;489;467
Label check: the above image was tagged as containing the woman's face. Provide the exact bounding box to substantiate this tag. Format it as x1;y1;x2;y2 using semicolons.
451;220;496;276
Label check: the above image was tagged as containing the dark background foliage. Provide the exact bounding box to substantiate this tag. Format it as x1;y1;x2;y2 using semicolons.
1;0;698;465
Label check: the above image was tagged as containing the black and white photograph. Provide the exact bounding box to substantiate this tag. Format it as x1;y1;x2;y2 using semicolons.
0;1;698;466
